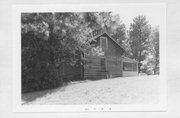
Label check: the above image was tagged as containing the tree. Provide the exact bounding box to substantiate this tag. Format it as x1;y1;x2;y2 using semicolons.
95;12;126;44
80;12;127;55
129;15;151;73
146;27;159;75
21;12;95;92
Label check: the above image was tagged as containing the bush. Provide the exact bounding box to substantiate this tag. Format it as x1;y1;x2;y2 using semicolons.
21;32;63;93
22;61;63;93
40;64;63;89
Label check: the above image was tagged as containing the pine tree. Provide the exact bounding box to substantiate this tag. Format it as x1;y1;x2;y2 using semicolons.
129;15;151;73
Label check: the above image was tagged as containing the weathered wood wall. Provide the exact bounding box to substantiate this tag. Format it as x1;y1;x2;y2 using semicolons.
84;56;106;79
106;56;122;78
60;55;123;81
84;56;123;80
83;33;124;80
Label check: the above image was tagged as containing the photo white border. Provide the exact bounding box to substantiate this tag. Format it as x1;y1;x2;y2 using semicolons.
12;3;166;112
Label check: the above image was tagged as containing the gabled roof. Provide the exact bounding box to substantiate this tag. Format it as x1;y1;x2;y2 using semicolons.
93;31;126;52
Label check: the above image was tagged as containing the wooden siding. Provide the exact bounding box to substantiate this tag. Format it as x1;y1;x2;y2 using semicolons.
84;56;123;80
106;56;122;78
84;56;106;80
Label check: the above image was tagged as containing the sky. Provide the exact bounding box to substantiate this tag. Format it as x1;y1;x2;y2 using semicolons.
111;4;163;29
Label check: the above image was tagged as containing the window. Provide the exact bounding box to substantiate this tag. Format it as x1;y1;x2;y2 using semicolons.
100;36;108;49
123;62;137;72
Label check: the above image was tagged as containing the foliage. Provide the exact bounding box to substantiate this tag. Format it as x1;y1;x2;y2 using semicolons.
91;46;105;56
94;12;127;45
21;13;86;92
141;27;159;75
21;31;61;93
128;15;151;72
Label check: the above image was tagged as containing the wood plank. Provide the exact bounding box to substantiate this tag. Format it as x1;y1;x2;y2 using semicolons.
84;56;123;80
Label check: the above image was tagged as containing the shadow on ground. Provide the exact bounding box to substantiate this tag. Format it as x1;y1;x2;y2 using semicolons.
21;80;92;105
22;86;66;105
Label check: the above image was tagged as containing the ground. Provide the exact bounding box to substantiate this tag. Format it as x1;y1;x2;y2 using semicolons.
22;75;159;105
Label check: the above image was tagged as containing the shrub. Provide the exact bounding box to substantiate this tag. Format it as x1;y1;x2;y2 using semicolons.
22;60;63;93
21;32;63;93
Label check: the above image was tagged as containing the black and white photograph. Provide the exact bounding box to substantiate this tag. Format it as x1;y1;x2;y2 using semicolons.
12;4;166;112
2;0;180;117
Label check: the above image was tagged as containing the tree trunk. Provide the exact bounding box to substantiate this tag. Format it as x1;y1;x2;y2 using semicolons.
138;50;142;73
138;63;141;73
153;68;156;75
154;63;158;75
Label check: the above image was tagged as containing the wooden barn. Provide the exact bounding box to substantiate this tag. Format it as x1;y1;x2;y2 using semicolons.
60;31;139;81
